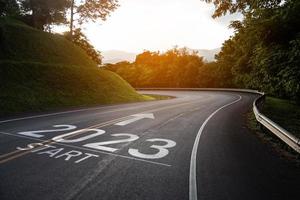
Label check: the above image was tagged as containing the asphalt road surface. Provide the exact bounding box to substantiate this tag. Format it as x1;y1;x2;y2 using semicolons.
0;91;299;200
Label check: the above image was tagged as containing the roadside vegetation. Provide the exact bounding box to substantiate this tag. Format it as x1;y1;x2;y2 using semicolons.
0;18;152;117
104;48;216;88
142;94;173;100
208;0;300;103
248;96;299;160
262;97;300;138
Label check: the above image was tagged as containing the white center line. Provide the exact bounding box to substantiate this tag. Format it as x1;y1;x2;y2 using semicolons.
189;95;242;200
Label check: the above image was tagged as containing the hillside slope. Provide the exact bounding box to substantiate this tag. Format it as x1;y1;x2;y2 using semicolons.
0;18;151;116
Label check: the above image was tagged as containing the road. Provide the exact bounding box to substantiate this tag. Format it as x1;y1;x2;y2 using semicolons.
0;90;299;200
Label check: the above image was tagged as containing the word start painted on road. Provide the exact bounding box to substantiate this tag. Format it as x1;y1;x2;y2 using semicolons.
17;143;99;164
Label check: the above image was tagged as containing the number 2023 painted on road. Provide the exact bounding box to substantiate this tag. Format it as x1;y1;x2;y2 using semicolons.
18;125;176;159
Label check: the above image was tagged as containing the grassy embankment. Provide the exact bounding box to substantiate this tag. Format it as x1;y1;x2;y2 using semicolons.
262;97;300;138
0;18;154;117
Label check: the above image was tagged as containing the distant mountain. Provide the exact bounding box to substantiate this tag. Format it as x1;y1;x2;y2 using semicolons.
102;48;221;64
102;50;136;64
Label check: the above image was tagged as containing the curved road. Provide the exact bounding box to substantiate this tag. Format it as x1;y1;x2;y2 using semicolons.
0;91;299;200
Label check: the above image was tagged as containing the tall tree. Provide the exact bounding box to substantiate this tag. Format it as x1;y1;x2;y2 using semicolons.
19;0;70;30
69;0;119;37
0;0;20;17
203;0;285;18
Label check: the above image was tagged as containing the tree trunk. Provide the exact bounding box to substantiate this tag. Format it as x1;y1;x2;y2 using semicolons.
70;0;74;40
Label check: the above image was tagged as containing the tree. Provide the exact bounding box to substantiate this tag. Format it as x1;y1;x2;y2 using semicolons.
19;0;70;30
0;0;20;17
204;0;300;101
65;28;102;65
105;47;207;88
69;0;119;37
203;0;285;18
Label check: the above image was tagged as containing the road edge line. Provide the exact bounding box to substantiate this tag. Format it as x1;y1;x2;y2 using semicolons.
189;95;242;200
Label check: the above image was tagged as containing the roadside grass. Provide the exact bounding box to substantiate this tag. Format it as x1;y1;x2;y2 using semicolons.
0;61;152;117
262;97;300;138
142;94;174;100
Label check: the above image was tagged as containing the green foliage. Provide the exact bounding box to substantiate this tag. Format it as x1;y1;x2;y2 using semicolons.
105;48;232;88
203;0;284;18
1;0;119;31
68;0;119;36
209;0;300;102
0;17;96;66
0;18;148;116
105;47;237;89
65;28;102;65
0;61;148;116
19;0;70;30
75;0;119;25
262;97;300;137
0;0;20;17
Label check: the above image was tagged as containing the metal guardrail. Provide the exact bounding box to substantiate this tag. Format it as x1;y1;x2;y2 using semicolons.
137;88;300;153
253;94;300;153
137;87;262;93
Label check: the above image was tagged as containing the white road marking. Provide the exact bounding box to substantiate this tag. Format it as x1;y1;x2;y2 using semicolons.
52;129;105;143
29;145;99;163
38;147;65;157
0;131;171;167
189;95;242;200
83;133;139;152
54;150;83;160
18;125;77;138
115;113;155;126
75;153;99;163
128;138;176;159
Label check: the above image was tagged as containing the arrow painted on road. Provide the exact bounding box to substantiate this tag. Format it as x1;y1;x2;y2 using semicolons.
115;113;155;126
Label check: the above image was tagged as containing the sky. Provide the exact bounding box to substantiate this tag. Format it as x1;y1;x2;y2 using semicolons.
57;0;242;53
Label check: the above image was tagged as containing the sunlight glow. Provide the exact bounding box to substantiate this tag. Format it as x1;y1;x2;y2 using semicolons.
59;0;242;52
